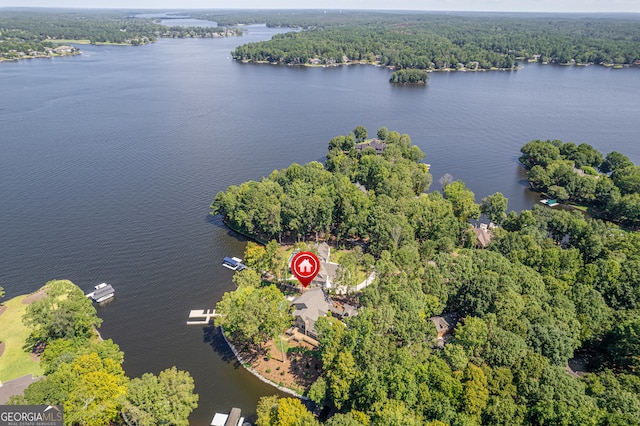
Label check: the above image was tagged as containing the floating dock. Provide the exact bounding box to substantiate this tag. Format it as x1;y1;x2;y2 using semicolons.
186;309;220;325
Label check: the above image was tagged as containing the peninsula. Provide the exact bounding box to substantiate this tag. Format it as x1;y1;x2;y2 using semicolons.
210;126;640;425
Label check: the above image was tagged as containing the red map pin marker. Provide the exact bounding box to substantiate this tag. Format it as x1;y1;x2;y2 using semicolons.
291;251;320;288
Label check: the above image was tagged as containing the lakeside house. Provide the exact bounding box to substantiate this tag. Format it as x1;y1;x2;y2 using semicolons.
469;214;496;249
354;139;387;155
291;287;357;339
429;312;460;348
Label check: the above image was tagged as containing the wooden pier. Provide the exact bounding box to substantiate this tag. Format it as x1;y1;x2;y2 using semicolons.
186;309;220;325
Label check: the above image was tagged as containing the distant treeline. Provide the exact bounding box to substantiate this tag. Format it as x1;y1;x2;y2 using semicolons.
225;11;640;70
0;10;238;55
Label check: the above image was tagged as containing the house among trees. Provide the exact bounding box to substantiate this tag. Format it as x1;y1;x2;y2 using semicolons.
354;139;387;155
291;287;357;338
469;214;496;249
429;312;460;348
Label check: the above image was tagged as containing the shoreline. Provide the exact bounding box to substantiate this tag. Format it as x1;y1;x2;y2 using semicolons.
242;58;519;72
219;326;310;401
239;58;639;72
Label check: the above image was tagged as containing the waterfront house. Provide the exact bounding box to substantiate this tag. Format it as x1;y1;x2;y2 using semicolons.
354;139;387;155
291;288;333;338
291;287;357;338
469;214;496;249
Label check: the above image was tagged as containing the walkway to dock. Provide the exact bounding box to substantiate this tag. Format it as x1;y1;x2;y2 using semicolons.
186;309;220;325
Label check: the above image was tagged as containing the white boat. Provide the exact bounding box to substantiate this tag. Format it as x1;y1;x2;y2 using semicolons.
85;283;115;303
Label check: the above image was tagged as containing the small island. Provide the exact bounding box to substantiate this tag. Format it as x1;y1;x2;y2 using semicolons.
389;69;430;84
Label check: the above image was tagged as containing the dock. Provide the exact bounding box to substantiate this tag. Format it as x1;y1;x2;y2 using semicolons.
85;283;115;303
222;257;247;271
540;198;560;207
211;407;243;426
186;309;220;325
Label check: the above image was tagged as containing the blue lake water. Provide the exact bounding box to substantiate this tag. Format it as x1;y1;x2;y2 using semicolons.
0;23;639;424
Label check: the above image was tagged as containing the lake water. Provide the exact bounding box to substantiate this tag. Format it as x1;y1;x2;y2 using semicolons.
1;23;639;424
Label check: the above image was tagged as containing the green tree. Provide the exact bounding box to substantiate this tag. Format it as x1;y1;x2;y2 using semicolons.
519;140;561;169
327;351;360;410
548;184;570;203
605;316;640;373
443;180;480;223
353;125;368;142
600;151;633;173
63;353;128;426
443;343;468;371
215;284;293;352
376;126;389;141
232;268;262;288
22;280;102;348
462;364;489;419
454;316;488;358
325;411;370;426
612;165;640;195
480;192;508;225
244;242;268;271
256;396;319;426
122;367;198;426
370;399;422;426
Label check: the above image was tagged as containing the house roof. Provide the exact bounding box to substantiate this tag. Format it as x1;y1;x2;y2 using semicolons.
429;312;459;334
291;288;334;336
93;284;115;300
473;227;493;248
341;304;358;317
316;262;339;283
317;242;331;263
354;139;387;154
469;213;496;230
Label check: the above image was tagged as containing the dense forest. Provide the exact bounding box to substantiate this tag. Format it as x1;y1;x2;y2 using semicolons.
227;11;640;70
0;10;239;58
520;139;640;228
212;127;640;425
4;9;638;69
6;280;199;425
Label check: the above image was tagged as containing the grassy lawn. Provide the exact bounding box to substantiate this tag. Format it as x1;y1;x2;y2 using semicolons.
0;293;43;382
568;204;589;212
